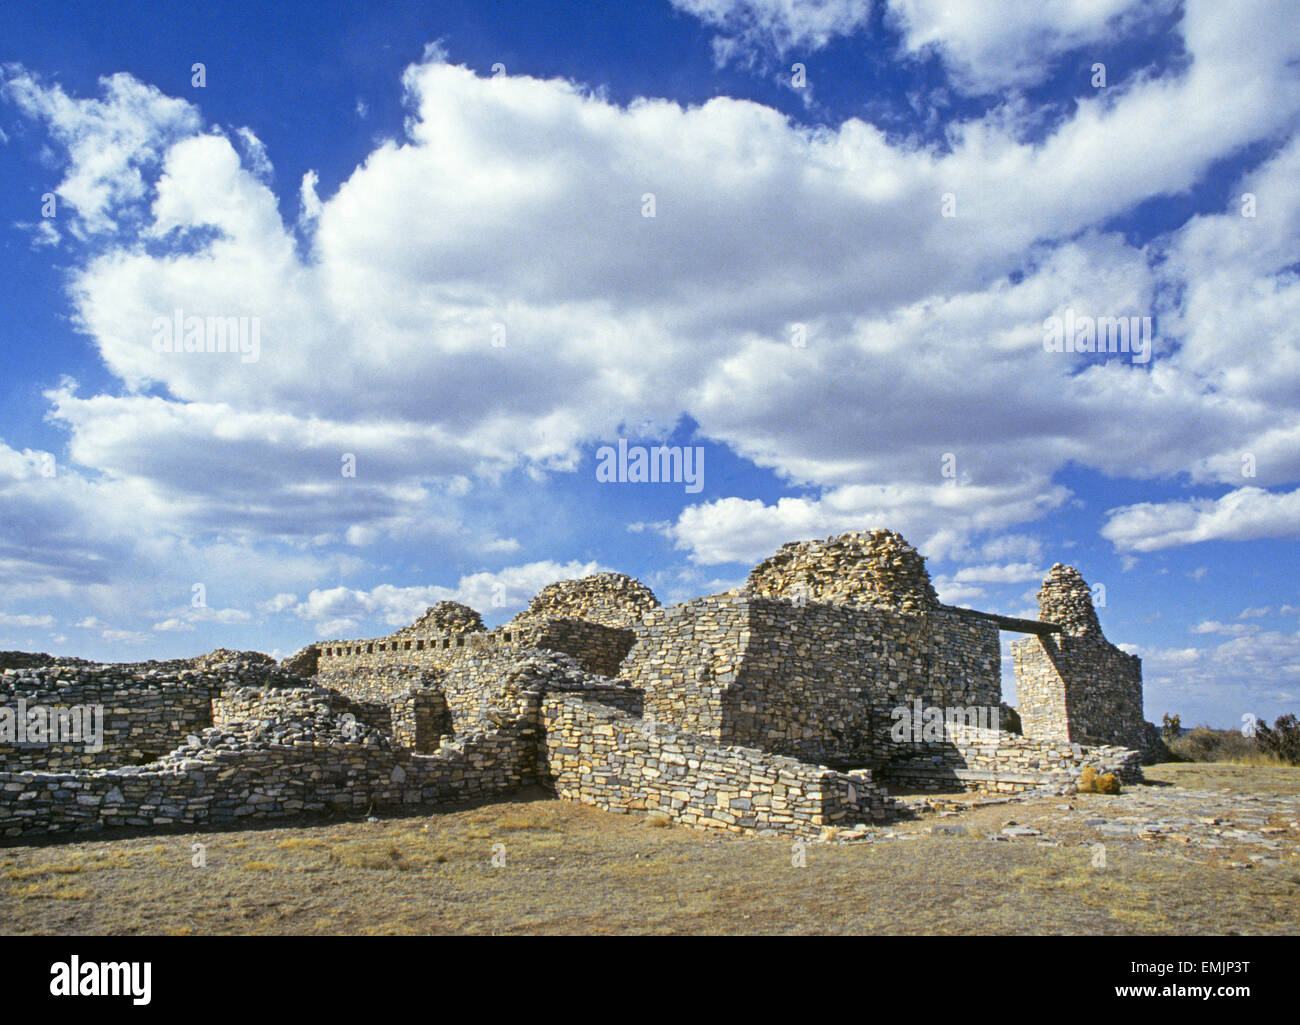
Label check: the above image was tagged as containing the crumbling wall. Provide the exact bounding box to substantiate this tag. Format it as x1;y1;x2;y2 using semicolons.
315;617;635;680
1;666;222;772
880;721;1143;794
213;686;393;735
620;595;1001;766
312;664;445;704
1012;564;1146;750
531;618;638;677
744;529;939;613
0;690;538;840
0;536;1159;843
278;645;320;678
0;733;536;840
391;688;451;753
539;694;897;835
0;652;92;671
395;601;485;637
440;649;641;733
512;572;659;629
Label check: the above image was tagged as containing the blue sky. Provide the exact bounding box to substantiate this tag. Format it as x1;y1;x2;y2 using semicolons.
1;0;1297;728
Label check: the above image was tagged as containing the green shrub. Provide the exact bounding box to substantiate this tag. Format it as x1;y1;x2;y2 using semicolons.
1180;728;1227;759
1253;714;1300;766
1167;722;1293;765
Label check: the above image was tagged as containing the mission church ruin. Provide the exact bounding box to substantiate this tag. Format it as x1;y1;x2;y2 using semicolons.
2;529;1155;840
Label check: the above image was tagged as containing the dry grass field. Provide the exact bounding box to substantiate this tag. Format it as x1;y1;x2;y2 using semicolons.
3;763;1298;935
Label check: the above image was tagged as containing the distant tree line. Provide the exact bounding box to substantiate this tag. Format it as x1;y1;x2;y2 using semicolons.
1160;712;1300;765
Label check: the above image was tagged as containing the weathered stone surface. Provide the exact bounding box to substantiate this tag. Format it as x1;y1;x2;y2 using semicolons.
397;601;485;637
278;644;320;678
744;529;939;614
0;661;291;773
1013;564;1149;755
512;573;659;629
315;615;636;683
1;528;1154;842
620;594;1001;767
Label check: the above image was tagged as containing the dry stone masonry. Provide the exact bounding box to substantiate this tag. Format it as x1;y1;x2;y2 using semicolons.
1013;564;1149;753
2;663;265;772
395;601;485;637
540;694;897;834
745;529;940;613
512;572;660;628
620;594;1001;768
313;577;644;683
2;530;1156;842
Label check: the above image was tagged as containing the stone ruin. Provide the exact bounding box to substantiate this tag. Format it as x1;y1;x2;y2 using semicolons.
512;572;660;629
1;529;1156;842
1013;564;1147;751
745;528;939;613
395;601;485;637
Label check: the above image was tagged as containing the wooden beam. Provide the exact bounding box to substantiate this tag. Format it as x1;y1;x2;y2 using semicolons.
945;606;1062;635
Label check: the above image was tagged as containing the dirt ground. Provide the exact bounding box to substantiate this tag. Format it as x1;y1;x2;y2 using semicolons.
3;762;1298;935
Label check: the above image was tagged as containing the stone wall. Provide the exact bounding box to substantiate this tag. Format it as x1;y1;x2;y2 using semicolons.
538;694;898;836
391;688;451;754
512;572;659;629
928;607;1004;705
620;595;1001;766
0;534;1160;843
744;529;939;613
316;626;512;672
394;601;485;637
532;618;638;678
315;617;635;682
880;721;1144;794
2;644;1144;842
278;645;320;678
1;689;538;840
312;664;445;704
0;659;631;841
109;650;302;687
1014;635;1145;749
314;574;650;680
618;596;739;739
1;666;222;772
0;652;92;671
1013;638;1069;740
0;733;536;840
212;686;394;736
438;648;642;733
1012;565;1146;751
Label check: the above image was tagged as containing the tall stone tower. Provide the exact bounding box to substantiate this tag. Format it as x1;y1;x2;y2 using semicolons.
1012;564;1146;751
